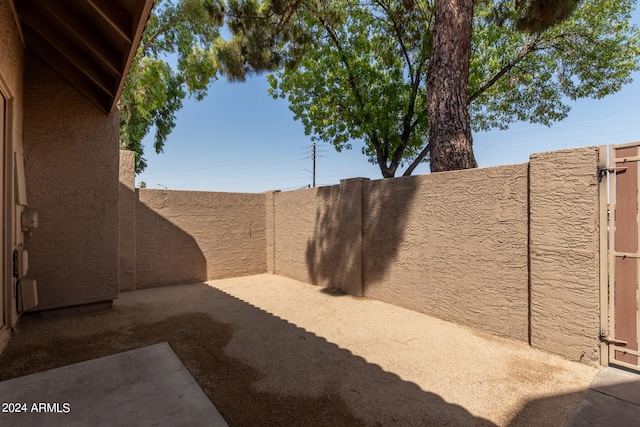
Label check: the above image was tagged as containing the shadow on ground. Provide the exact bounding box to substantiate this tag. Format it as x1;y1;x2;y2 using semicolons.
0;279;600;426
0;283;497;426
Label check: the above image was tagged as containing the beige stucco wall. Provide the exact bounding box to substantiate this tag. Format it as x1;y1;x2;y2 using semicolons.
135;189;266;288
119;150;136;291
363;165;530;341
23;53;120;310
272;181;366;295
271;167;529;341
272;186;338;285
529;146;600;364
0;0;25;327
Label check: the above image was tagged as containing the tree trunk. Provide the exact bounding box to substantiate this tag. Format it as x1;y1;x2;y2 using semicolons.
427;0;477;172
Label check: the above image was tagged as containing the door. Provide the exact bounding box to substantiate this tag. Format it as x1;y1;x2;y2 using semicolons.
606;142;640;370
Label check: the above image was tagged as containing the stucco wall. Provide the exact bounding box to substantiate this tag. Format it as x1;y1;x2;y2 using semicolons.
135;189;266;288
363;165;530;341
272;186;337;285
23;53;119;310
271;165;529;341
0;0;25;327
119;150;136;291
272;181;367;295
529;147;600;364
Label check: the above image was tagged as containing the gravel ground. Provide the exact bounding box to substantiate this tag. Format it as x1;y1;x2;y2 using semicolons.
0;274;598;426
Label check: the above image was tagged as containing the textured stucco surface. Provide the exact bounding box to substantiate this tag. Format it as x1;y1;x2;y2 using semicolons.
0;0;25;327
363;165;530;341
273;178;367;295
265;191;276;273
273;186;339;285
271;166;529;341
23;53;120;310
118;151;136;291
529;147;600;364
135;189;266;288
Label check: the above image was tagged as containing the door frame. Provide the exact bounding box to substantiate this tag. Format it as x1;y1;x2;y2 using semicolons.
0;72;13;352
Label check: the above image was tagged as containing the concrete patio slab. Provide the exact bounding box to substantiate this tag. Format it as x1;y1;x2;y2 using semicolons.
567;367;640;426
0;342;228;427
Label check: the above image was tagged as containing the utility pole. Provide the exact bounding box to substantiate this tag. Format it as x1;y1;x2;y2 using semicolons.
302;143;325;188
312;142;316;188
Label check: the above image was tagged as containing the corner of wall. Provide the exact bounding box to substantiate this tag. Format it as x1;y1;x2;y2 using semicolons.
264;190;278;274
119;150;136;291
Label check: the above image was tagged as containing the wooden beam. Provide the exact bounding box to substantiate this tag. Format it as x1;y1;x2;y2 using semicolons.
110;0;155;114
21;22;116;98
23;29;112;113
86;0;133;44
38;0;123;76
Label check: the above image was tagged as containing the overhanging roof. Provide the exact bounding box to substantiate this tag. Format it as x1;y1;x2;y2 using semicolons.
11;0;155;114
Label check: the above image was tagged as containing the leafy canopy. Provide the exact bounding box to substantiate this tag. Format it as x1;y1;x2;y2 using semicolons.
261;0;639;177
266;1;432;178
122;0;639;176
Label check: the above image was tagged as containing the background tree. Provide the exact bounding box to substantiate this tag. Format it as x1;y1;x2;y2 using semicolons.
266;1;432;178
125;0;638;176
427;0;589;171
120;0;224;173
226;0;638;176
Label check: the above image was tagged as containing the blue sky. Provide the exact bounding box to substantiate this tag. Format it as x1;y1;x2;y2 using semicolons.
136;7;640;193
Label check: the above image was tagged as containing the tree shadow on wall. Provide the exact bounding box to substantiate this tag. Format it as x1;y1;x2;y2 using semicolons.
305;177;419;294
119;184;207;290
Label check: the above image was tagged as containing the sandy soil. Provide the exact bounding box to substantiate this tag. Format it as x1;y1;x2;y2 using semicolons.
0;274;598;426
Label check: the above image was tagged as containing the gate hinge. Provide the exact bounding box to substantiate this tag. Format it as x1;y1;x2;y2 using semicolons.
599;333;628;346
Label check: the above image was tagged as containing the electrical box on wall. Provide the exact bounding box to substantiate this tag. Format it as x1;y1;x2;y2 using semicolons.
21;209;38;230
17;278;38;312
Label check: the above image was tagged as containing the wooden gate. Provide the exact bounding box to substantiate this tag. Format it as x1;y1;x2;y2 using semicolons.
603;142;640;370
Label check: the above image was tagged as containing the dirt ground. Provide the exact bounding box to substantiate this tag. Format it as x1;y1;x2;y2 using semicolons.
0;274;598;426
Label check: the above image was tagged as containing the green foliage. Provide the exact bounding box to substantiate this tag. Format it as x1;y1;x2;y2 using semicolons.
122;0;639;176
120;0;224;173
266;0;433;177
514;0;581;34
469;0;640;133
265;0;639;176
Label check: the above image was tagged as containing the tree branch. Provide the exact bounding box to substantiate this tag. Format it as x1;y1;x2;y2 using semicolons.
403;142;431;176
374;0;415;84
467;35;541;105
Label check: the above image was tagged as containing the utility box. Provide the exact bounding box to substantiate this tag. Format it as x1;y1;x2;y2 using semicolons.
17;278;38;312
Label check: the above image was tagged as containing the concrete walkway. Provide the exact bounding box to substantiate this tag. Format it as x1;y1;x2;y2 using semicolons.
0;274;603;426
568;367;640;426
0;343;228;427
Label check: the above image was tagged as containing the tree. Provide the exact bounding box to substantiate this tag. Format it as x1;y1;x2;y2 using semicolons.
266;1;432;178
427;0;477;172
120;0;224;173
236;0;638;176
427;0;586;171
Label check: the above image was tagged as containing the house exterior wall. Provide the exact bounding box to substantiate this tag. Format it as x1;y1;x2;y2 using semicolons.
363;165;530;342
23;52;119;310
529;147;600;364
135;189;266;289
